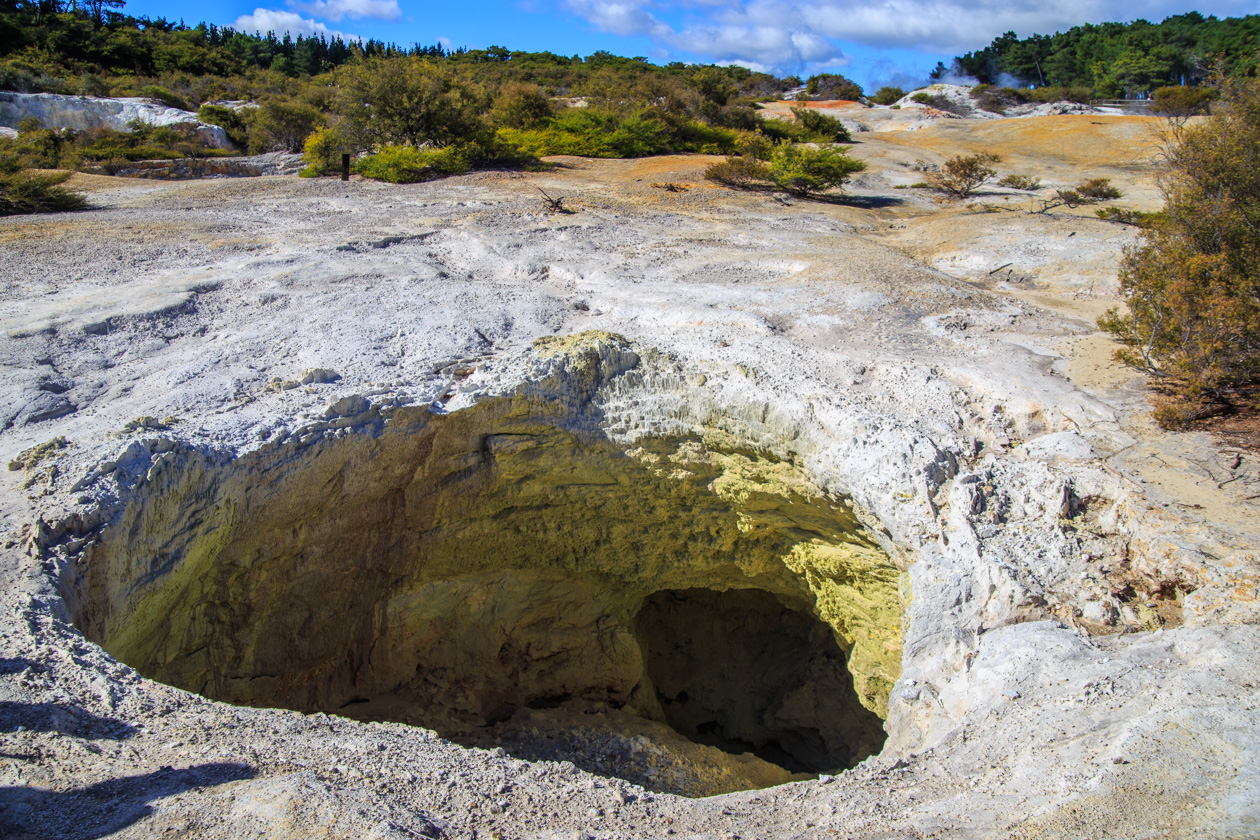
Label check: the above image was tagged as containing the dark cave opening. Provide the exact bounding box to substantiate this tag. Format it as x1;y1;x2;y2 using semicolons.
633;588;887;774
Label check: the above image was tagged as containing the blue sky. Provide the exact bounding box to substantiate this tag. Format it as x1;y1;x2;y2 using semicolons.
116;1;1260;91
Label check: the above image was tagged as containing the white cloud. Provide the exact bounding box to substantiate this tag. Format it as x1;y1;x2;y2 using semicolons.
560;0;1260;71
287;0;403;22
233;8;359;40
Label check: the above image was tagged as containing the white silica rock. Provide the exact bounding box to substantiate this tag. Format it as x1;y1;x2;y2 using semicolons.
0;91;233;148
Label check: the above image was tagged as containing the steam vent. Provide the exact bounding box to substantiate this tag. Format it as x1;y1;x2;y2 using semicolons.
64;334;902;797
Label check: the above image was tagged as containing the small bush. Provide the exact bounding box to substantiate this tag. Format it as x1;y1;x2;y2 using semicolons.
137;85;190;111
353;144;472;183
301;126;351;176
767;142;865;196
0;170;86;215
247;99;325;154
351;138;536;183
76;74;110;97
928;153;1001;197
803;73;863;101
1095;206;1161;226
871;86;906;105
704;155;771;188
910;90;969;116
789;106;852;142
971;84;1023;115
196;104;249;149
1151;86;1216;118
0;61;38;93
491;83;554;129
75;122;221;163
734;130;774;161
1075;177;1123;201
1044;177;1123;209
998;173;1041;190
1099;78;1260;426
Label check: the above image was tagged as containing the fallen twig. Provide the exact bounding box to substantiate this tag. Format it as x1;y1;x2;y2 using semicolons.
535;186;571;214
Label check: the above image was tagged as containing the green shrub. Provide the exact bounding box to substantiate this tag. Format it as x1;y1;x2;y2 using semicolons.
0;61;38;93
767;142;865;196
757;116;813;143
734;130;774;161
1095;206;1161;226
196;104;249;149
336;56;489;150
0;170;86;215
497;107;730;158
353;144;473;182
2;120;72;169
789;106;852;142
1044;177;1123;209
76;74;110;97
1151;86;1216;117
301;126;351;175
998;173;1041;190
1075;177;1122;201
137;85;190;111
704;155;771;188
929;153;1001;197
491;82;554;129
247;99;325;154
910;89;973;116
803;73;863;101
1099;78;1260;427
871;86;906;105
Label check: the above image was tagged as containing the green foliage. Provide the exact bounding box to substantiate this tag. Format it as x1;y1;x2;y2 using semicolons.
0;169;86;215
300;125;350;175
998;173;1041;190
767;142;865;196
1095;206;1161;226
803;73;863;101
246;99;324;153
788;106;852;142
136;84;189;110
703;155;771;188
1151;85;1216;117
871;86;905;105
1042;177;1123;210
1100;78;1260;426
196;103;248;148
1075;177;1123;201
336;56;488;150
950;13;1260;96
76;73;110;96
490;82;554;128
928;153;1002;197
706;142;865;197
909;90;969;115
353;144;473;182
500;106;736;158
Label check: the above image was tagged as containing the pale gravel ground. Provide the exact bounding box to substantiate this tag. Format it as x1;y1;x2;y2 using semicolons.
1;124;1259;839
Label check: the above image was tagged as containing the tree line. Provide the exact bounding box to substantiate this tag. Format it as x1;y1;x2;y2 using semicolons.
938;12;1259;98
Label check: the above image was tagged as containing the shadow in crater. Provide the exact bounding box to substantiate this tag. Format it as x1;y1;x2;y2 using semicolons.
0;763;257;840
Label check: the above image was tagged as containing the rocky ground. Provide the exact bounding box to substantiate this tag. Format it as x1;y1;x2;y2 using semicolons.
1;112;1258;839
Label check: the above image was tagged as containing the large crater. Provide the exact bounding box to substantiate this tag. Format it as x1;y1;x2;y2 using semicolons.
66;388;904;796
